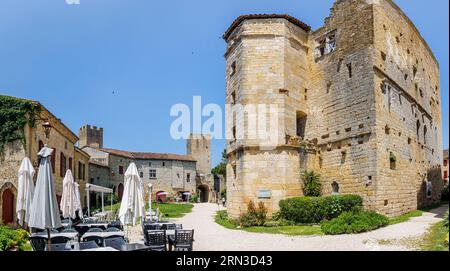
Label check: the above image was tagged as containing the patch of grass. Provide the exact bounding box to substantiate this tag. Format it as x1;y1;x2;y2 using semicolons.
389;210;423;225
215;211;323;236
155;203;194;219
421;221;449;251
93;202;193;219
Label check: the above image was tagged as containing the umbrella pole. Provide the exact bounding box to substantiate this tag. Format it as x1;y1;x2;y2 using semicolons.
47;229;52;251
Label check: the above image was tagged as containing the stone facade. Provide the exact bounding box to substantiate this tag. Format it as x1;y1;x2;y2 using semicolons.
80;125;215;203
0;97;88;224
224;0;443;218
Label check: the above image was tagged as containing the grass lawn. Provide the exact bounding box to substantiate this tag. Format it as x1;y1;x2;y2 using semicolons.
214;210;323;236
92;202;194;219
215;201;449;237
421;221;449;251
155;203;194;219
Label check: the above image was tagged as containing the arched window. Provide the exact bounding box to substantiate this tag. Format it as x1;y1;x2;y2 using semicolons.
331;182;340;195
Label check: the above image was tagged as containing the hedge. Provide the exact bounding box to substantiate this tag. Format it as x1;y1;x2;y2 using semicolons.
279;195;363;224
320;211;389;235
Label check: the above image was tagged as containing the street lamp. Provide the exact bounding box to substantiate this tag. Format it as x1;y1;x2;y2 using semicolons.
42;120;52;138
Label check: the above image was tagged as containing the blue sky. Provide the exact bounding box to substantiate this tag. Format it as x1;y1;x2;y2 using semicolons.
0;0;448;166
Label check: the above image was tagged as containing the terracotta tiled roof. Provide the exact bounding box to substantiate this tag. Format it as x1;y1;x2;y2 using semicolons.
99;148;196;162
223;14;311;40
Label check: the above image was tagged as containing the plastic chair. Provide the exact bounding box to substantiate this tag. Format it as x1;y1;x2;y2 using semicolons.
172;230;194;251
79;241;99;250
162;223;176;230
30;237;47;251
145;230;167;251
62;229;77;233
50;236;71;244
106;227;120;232
82;236;104;247
104;237;126;250
87;227;104;233
45;243;70;251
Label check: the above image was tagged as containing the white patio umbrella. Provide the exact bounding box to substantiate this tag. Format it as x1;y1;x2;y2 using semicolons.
60;169;77;220
118;163;145;229
28;146;62;250
16;157;35;227
74;182;83;219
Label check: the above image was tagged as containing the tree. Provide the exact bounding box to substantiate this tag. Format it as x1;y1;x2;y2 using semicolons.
212;149;227;177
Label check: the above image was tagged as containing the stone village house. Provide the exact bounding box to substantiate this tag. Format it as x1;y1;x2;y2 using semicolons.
0;99;218;225
224;0;444;218
79;125;217;205
0;97;89;224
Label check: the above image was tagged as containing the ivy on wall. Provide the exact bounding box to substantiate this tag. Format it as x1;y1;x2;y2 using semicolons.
0;95;41;154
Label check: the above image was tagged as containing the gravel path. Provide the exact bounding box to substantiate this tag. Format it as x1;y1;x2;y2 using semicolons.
173;203;449;251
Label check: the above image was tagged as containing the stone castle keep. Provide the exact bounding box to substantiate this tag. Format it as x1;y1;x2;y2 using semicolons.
224;0;443;218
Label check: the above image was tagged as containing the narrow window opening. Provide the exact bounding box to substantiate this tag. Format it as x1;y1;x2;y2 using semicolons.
230;61;236;77
332;182;340;195
347;63;352;78
296;112;307;139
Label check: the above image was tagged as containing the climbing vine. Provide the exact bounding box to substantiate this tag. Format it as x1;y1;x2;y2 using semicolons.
0;95;41;153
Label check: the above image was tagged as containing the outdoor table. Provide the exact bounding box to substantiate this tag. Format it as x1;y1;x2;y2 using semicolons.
81;231;125;240
82;247;119;251
118;243;150;251
30;232;79;240
76;223;108;228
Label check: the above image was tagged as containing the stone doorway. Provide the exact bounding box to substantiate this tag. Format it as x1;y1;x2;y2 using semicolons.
2;188;14;224
198;185;210;203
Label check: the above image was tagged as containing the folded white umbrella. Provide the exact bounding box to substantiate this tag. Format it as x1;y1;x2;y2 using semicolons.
16;157;35;227
29;146;62;230
74;182;83;219
61;169;77;219
118;163;145;226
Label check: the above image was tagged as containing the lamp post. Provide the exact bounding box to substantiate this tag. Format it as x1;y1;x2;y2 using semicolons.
42;120;52;139
148;183;153;222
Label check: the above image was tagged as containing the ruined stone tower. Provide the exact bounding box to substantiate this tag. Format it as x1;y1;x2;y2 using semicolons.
224;0;443;219
187;134;212;175
79;125;103;149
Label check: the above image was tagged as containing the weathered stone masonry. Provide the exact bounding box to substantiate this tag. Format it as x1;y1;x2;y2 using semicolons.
224;0;443;218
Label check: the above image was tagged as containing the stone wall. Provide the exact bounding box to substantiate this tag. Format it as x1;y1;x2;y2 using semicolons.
0;103;85;223
224;0;443;219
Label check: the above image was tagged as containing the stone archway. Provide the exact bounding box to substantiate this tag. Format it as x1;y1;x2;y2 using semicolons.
198;185;210;203
0;182;17;225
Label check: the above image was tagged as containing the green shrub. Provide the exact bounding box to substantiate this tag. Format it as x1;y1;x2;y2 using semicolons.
0;226;29;251
441;185;449;201
238;201;268;227
302;171;322;197
279;195;363;224
321;210;389;235
189;194;199;203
